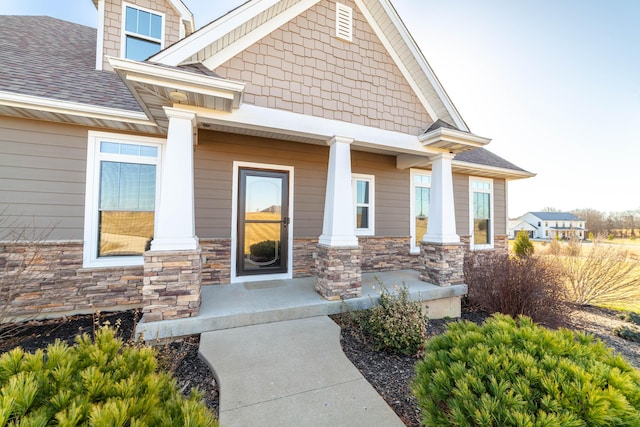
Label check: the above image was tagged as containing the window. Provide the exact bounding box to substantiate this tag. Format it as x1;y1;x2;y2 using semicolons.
352;174;374;235
470;178;493;249
335;2;353;41
410;170;431;253
83;132;163;268
122;3;163;60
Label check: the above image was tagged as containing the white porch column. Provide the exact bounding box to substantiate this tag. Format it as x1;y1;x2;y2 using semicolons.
424;153;460;244
318;136;358;247
151;107;198;251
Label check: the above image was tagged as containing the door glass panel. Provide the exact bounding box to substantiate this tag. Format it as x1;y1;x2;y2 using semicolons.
243;223;282;271
239;173;286;275
245;176;282;221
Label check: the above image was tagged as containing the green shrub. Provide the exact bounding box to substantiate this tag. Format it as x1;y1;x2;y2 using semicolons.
614;325;640;343
249;240;277;261
357;282;427;356
0;327;217;426
513;230;534;258
413;314;640;426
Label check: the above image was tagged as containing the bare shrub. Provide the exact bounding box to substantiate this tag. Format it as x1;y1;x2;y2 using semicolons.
0;214;55;339
464;252;566;325
561;239;640;307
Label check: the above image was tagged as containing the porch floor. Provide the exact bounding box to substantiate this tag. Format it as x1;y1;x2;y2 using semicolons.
136;269;467;341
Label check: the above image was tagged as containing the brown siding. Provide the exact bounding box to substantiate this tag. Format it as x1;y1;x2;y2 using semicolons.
102;0;182;65
194;130;411;240
352;151;409;237
214;0;432;136
453;173;469;237
0;117;88;240
494;178;507;235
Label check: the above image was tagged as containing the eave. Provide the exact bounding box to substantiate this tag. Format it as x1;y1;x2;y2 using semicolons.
419;127;490;154
0;90;158;134
108;57;245;132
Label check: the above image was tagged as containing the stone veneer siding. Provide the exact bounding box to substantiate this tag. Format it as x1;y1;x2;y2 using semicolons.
419;242;465;287
314;245;362;300
0;241;143;321
142;249;202;321
200;238;231;285
359;236;422;272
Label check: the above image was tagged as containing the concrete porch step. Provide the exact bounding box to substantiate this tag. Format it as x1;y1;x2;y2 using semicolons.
136;270;467;341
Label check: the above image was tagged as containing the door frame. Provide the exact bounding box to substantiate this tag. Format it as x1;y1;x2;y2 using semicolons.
230;161;294;283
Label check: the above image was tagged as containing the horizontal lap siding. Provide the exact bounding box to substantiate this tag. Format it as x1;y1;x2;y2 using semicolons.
494;179;507;235
352;151;409;237
194;131;411;240
0;117;88;240
453;173;469;237
194;131;329;239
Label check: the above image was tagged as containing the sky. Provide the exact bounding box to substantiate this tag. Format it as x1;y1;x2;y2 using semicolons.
2;0;639;218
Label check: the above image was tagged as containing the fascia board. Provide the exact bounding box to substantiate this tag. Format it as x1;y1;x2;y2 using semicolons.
419;127;491;148
452;160;536;180
0;90;154;125
108;57;246;93
203;0;321;70
150;0;283;66
187;103;436;155
376;0;469;131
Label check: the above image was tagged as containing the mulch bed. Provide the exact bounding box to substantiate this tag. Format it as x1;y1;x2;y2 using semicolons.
1;306;638;427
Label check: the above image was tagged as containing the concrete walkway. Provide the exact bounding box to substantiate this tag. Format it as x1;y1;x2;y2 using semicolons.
199;316;406;427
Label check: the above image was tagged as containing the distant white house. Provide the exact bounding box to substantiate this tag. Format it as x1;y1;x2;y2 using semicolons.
509;212;585;240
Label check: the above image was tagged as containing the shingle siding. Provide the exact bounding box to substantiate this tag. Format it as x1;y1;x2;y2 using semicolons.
214;0;433;136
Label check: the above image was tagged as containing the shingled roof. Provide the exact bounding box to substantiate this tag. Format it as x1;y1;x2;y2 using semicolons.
0;16;141;112
456;147;529;173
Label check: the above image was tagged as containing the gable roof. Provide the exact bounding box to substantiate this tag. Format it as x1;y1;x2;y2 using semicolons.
528;212;584;221
149;0;467;130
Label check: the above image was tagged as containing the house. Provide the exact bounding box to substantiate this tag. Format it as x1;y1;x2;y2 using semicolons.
510;212;585;240
0;0;533;325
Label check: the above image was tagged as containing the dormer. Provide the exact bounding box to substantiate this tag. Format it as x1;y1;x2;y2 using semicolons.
93;0;194;70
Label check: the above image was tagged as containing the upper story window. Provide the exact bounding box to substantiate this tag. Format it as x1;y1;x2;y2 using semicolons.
122;3;164;60
470;178;493;249
410;170;431;253
83;132;163;268
352;174;375;236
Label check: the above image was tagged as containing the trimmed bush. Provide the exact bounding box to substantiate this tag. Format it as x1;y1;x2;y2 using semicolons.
614;325;640;343
464;253;565;325
0;327;217;426
413;314;640;426
513;230;534;258
357;283;427;356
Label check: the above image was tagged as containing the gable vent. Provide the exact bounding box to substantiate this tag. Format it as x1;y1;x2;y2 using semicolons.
336;3;353;41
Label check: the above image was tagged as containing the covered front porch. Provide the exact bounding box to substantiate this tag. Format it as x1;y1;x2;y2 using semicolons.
136;270;466;341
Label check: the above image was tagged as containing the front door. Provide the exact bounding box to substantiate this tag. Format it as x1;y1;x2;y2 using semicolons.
237;168;289;276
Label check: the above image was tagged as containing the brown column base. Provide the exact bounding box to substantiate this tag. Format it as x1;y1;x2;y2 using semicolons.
419;242;464;286
142;249;202;322
314;244;362;300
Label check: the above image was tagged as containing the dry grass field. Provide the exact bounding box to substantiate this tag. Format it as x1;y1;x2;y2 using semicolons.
99;211;153;256
243;212;281;254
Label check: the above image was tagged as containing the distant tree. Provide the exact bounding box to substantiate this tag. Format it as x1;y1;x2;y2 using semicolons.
572;208;606;236
513;230;534;258
541;206;560;212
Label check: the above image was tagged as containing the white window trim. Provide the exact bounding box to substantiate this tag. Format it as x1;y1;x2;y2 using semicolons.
83;131;165;268
409;169;431;254
352;173;375;236
469;176;494;250
120;1;165;60
230;161;294;284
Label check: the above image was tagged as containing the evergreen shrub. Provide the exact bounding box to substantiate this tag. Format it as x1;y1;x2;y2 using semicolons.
0;327;217;426
413;314;640;427
358;283;427;356
513;230;534;258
